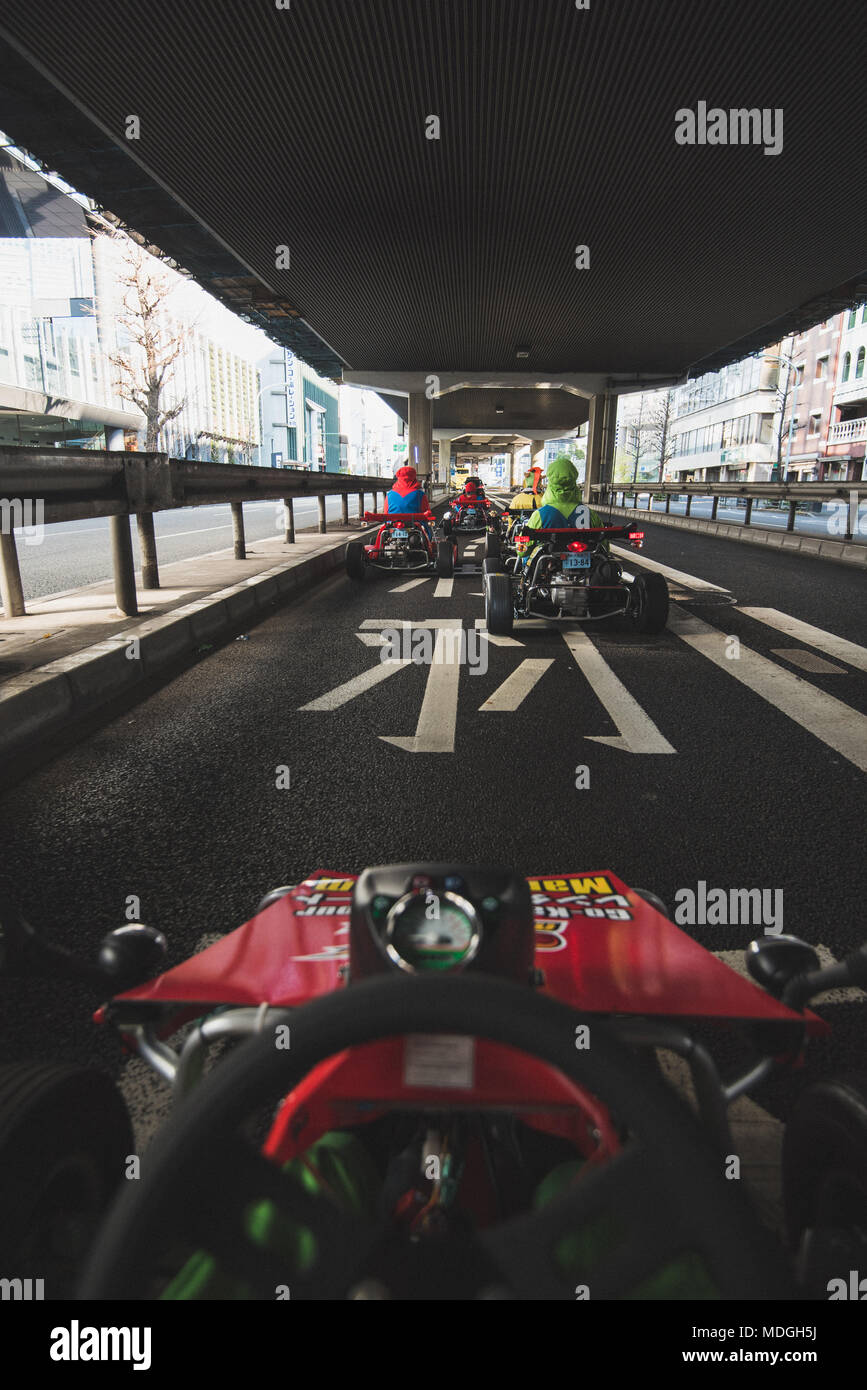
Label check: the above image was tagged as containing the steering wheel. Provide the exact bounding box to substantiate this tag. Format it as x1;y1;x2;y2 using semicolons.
79;975;793;1300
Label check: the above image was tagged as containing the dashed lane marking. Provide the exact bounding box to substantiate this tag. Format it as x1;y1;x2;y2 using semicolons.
741;607;867;673
479;658;554;711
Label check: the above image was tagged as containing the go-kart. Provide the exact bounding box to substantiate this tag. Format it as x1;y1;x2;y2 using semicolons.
345;511;455;580
1;865;865;1301
484;524;668;636
441;495;494;539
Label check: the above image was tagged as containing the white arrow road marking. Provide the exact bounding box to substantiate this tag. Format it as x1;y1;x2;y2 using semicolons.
611;547;730;593
380;621;463;753
560;629;677;754
740;607;867;673
714;945;865;1004
390;577;429;592
299;656;412;710
474;618;525;648
667;609;867;773
433;577;454;597
480;659;554;711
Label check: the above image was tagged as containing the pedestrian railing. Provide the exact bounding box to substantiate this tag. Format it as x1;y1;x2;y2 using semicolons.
0;446;446;618
590;480;867;542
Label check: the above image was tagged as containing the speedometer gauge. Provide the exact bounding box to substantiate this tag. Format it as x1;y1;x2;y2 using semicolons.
384;891;481;973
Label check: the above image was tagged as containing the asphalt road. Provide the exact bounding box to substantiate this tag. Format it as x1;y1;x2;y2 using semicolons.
0;513;865;1131
11;494;374;601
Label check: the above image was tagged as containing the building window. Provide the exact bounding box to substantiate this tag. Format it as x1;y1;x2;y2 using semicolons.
815;356;828;380
862;305;867;324
857;347;866;380
849;310;858;329
842;352;851;382
807;412;821;437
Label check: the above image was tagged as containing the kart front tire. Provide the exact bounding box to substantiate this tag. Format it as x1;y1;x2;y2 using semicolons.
782;1072;867;1292
483;556;505;577
485;572;514;635
0;1062;133;1298
436;540;454;577
631;572;669;633
345;541;366;582
484;533;501;560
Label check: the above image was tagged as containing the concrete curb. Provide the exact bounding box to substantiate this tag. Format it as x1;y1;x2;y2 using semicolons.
0;497;452;765
604;504;867;569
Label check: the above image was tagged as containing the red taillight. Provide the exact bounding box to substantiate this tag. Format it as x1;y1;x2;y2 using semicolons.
628;531;644;541
567;540;588;553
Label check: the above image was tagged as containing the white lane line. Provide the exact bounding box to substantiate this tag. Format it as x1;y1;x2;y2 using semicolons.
381;625;462;753
611;546;729;593
299;658;411;710
474;618;524;648
433;578;454;598
741;608;867;673
667;609;867;773
771;648;847;675
391;577;429;592
480;659;554;711
561;630;677;755
714;945;865;1004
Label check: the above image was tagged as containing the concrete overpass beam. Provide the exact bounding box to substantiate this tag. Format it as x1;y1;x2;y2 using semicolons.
409;391;433;485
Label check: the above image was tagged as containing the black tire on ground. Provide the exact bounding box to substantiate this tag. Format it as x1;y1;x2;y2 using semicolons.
631;572;669;633
436;540;454;577
484;533;501;560
485;572;514;635
0;1062;134;1298
782;1073;867;1272
345;540;366;582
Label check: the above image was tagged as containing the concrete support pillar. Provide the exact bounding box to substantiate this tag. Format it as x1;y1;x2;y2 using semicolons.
439;438;451;486
110;515;138;616
532;441;546;475
231;502;246;559
341;493;349;525
0;530;25;617
408;391;433;486
585;393;616;506
318;495;327;533
283;498;295;543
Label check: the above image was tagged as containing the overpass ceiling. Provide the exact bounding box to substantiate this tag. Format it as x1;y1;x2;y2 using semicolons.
379;387;589;433
0;1;865;384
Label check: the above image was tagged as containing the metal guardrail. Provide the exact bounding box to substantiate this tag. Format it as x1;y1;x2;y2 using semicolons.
590;479;867;541
0;447;444;618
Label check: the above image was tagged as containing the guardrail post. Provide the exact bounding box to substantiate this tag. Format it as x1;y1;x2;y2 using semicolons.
711;495;719;520
685;495;692;517
231;501;246;558
358;493;364;522
283;499;295;543
110;515;138;616
665;493;671;514
341;493;349;525
744;497;753;526
0;529;25;617
786;499;797;533
318;495;327;534
136;514;160;590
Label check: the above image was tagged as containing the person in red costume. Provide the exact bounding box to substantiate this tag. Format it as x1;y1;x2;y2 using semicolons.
453;476;489;517
386;464;434;537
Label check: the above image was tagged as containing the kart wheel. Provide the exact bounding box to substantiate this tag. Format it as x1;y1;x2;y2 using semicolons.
485;572;514;636
0;1062;133;1299
630;572;669;633
345;541;366;583
484;533;501;560
483;556;505;576
436;540;454;577
782;1072;867;1295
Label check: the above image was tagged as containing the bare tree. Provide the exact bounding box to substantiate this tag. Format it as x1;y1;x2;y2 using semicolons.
771;341;797;482
645;389;677;482
106;233;191;587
